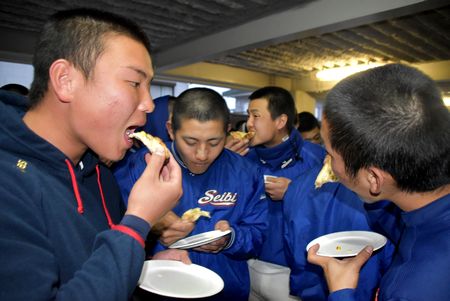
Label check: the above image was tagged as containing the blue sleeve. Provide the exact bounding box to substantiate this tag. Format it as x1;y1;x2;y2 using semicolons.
0;173;147;301
283;175;328;301
328;289;356;301
283;170;392;301
55;229;147;300
221;166;268;259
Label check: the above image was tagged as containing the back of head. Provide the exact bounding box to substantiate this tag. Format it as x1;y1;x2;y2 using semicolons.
29;8;151;108
249;86;297;132
297;111;320;132
1;83;29;96
142;95;176;141
324;63;450;192
171;88;230;133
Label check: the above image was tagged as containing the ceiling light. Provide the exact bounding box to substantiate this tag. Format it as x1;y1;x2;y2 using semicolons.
316;63;384;82
443;96;450;107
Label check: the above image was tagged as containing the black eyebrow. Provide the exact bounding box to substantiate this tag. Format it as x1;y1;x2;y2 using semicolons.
123;66;151;80
183;136;223;142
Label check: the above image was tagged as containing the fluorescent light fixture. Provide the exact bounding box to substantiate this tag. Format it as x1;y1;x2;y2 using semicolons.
444;96;450;107
316;63;383;82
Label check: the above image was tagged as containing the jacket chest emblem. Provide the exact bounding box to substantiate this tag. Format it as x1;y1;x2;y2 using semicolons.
197;189;237;206
16;159;28;172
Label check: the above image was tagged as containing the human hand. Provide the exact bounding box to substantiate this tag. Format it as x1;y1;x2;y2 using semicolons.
125;152;182;226
152;249;191;264
225;135;250;156
194;220;231;253
155;211;195;246
307;243;373;293
264;176;291;200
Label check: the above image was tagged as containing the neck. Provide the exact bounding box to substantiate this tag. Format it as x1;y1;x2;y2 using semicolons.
264;129;290;148
392;184;450;211
23;102;86;164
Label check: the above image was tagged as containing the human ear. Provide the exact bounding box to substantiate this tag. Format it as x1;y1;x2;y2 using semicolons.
276;114;288;130
367;167;384;197
48;59;76;103
166;121;175;140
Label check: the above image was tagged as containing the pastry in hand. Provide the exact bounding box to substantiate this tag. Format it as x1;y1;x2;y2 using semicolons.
230;131;255;140
181;207;211;222
129;131;170;160
315;155;338;188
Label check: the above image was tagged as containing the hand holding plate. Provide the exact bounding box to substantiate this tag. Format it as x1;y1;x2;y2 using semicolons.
152;249;191;264
194;220;231;253
307;243;373;293
264;176;291;200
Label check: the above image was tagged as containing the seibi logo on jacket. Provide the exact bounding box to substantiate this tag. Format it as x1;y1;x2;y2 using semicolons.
198;190;237;206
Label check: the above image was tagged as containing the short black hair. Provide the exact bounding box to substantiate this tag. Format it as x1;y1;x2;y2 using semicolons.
29;8;151;108
171;88;230;133
324;63;450;192
297;111;320;132
249;86;297;132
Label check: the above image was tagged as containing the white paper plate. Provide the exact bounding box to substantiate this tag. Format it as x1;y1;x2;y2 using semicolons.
138;260;224;298
264;175;278;183
306;230;387;257
169;229;231;250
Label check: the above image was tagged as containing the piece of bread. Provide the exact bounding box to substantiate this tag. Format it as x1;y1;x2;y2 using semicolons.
230;131;255;140
314;155;338;188
181;207;211;222
129;131;170;160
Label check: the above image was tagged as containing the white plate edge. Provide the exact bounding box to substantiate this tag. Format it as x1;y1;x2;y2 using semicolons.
306;231;387;257
139;260;224;298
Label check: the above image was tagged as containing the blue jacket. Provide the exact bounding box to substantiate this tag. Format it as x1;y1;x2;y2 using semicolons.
0;96;150;300
283;165;394;301
330;193;450;301
245;129;326;266
0;89;29;113
114;142;268;300
141;95;171;142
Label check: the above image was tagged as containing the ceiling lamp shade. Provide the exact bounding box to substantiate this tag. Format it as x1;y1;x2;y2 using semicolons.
316;63;384;82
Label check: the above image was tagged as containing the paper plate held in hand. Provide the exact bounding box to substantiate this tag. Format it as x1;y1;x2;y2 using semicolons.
169;229;231;250
306;230;387;258
264;174;278;183
139;260;224;298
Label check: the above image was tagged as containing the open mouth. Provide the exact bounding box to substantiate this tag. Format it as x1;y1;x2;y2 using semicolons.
125;127;139;144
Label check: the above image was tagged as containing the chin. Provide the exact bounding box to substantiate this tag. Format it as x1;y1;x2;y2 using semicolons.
187;165;209;175
249;139;258;147
358;195;380;204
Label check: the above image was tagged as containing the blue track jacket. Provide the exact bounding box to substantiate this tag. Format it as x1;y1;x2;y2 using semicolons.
245;129;326;266
141;95;171;142
0;94;150;300
114;142;268;300
329;193;450;301
283;165;394;301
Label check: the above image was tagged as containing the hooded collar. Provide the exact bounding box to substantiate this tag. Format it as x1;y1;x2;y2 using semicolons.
0;98;98;176
0;89;29;114
253;129;304;169
401;193;450;227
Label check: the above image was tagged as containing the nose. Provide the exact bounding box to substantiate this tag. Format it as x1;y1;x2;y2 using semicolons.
246;115;254;128
138;89;154;113
195;145;208;161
